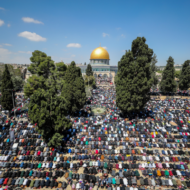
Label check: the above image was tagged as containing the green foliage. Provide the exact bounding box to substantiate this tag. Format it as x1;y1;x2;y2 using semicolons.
62;61;86;114
160;56;177;93
86;64;93;76
84;75;95;86
114;75;118;86
55;62;67;75
1;65;14;112
156;70;163;73
179;60;190;90
150;54;159;91
22;102;29;110
175;70;181;79
0;65;22;87
11;76;24;91
28;50;55;78
28;88;71;147
54;62;67;91
13;68;22;77
116;37;153;114
24;75;46;98
26;50;71;147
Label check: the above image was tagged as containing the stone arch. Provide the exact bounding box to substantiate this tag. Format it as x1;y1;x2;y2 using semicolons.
92;71;115;83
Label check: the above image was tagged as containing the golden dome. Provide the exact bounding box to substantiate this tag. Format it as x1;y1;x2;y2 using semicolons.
90;47;109;60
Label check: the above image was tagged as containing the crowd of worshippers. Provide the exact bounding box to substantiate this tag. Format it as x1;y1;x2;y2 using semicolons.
0;88;190;190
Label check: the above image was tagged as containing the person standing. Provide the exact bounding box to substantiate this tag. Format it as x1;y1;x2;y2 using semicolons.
9;129;15;142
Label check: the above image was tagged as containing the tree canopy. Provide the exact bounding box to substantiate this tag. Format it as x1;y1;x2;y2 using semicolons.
25;50;71;147
179;60;190;90
86;64;93;76
1;64;14;112
11;76;24;91
28;50;55;78
28;74;71;147
0;65;22;88
24;75;46;98
160;56;177;93
55;62;67;76
84;75;96;87
116;37;153;114
62;61;86;114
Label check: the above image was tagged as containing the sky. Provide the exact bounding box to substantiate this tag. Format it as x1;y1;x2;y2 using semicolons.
0;0;190;66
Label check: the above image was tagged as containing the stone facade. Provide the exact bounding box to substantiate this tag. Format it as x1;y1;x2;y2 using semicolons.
78;64;117;83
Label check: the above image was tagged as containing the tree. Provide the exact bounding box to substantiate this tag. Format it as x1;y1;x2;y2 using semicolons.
25;50;71;147
84;62;86;65
114;75;118;86
55;62;67;76
62;61;86;114
84;75;96;86
1;64;14;112
11;76;24;91
13;68;22;77
86;64;93;76
160;56;177;93
28;77;71;147
116;37;153;114
85;64;95;88
179;60;190;90
28;50;55;78
24;75;46;97
150;54;159;91
24;62;67;98
55;62;67;91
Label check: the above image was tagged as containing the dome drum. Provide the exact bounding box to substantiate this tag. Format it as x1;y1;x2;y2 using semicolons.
90;59;109;65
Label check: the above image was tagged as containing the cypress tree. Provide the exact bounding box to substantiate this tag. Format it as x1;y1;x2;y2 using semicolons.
1;64;14;112
116;37;153;114
86;64;93;76
160;56;177;93
179;60;190;90
150;54;159;91
62;61;86;114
